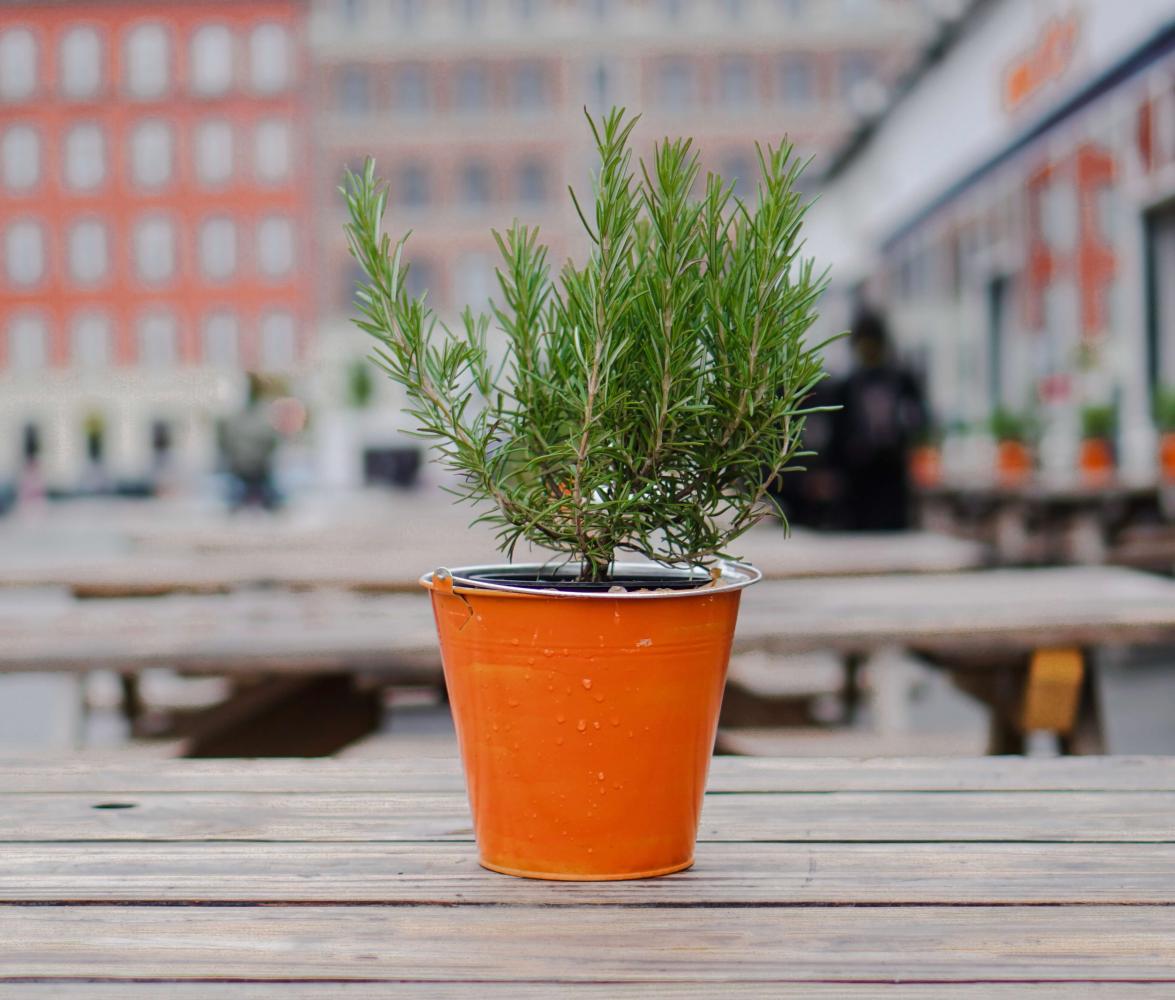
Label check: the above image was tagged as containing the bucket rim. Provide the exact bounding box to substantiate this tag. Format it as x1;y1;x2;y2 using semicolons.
420;561;761;599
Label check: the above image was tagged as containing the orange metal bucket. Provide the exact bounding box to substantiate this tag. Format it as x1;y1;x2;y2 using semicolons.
421;562;760;880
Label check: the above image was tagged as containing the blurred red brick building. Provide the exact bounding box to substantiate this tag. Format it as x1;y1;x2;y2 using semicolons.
0;0;312;490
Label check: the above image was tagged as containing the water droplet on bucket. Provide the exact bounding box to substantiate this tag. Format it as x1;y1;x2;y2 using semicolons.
610;716;620;726
556;737;564;746
556;714;565;724
592;721;600;729
576;719;586;732
511;637;519;645
581;678;592;690
593;693;604;703
507;698;519;707
492;723;499;732
597;771;605;780
543;649;554;657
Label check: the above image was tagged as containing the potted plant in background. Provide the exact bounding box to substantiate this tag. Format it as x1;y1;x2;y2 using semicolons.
1079;404;1116;486
990;407;1034;486
343;109;829;880
909;425;943;490
1156;388;1175;482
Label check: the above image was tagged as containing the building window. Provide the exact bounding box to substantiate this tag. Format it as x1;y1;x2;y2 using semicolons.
199;217;237;282
249;23;292;94
202;311;238;366
396;0;424;29
455;251;491;307
513;61;548;111
777;55;813;106
587;60;610;112
658;0;687;21
63;123;106;191
719;56;754;108
338;65;372;113
134;215;176;285
403;257;434;299
71;312;111;369
254;119;292;183
514;0;538;19
68;219;109;286
5;220;45;287
1;125;39;191
125;23;170;99
7;312;48;371
719;0;747;18
0;28;37;102
138;310;178;368
60;26;103;99
723;152;754;197
257;216;294;278
130;120;173;189
658;59;696;111
517;158;548;204
454;62;488;112
454;0;485;24
460;160;491;208
342;0;366;27
191;24;233;96
398;162;430;207
392;64;429;113
839;52;874;99
195;119;233;185
259;311;296;371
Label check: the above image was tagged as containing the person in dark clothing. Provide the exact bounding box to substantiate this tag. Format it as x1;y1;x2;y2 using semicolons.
831;308;927;531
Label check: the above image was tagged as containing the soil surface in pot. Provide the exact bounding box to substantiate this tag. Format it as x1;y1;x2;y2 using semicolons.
460;565;712;593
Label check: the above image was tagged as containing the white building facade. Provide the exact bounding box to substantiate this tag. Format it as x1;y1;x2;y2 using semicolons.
808;0;1175;477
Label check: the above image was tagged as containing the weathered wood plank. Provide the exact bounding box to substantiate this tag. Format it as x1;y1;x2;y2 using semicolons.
4;841;1174;904
0;986;1160;1000
3;905;1174;982
2;790;1173;843
5;566;1175;674
2;755;1173;794
734;566;1175;655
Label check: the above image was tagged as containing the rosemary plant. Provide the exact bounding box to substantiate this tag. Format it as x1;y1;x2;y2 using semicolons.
344;108;830;582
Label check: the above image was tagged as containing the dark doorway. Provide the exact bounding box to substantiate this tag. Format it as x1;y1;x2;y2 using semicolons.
1144;199;1175;396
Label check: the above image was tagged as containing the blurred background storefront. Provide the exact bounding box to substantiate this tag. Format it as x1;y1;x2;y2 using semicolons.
807;0;1175;484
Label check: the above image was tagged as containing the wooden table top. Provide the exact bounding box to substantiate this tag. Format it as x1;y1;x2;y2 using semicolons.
2;755;1173;996
0;528;986;597
3;565;1175;675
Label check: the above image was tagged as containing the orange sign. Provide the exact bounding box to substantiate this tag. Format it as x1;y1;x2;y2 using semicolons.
1003;14;1080;112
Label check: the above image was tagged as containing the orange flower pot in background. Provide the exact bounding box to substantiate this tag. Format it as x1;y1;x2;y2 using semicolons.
910;444;942;489
1079;437;1114;485
421;562;760;881
1160;432;1175;482
995;440;1033;486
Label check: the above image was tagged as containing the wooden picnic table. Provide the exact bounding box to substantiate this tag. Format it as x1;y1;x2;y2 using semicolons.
3;565;1174;754
0;527;986;596
2;754;1174;995
919;476;1174;566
